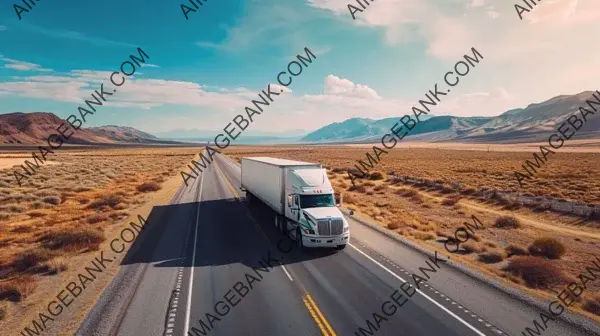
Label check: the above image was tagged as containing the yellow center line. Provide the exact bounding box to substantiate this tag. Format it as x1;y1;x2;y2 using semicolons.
305;294;337;336
303;295;329;336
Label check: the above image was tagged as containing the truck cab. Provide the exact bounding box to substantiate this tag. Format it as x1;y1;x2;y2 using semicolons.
283;167;350;250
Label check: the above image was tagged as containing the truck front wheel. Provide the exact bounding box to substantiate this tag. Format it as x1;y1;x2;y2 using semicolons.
296;228;304;249
336;245;347;250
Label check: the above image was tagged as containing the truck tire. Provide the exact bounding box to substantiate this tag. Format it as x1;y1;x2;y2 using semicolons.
296;228;304;249
280;217;287;235
336;245;346;250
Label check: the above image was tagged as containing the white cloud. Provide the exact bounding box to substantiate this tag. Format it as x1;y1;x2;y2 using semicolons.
141;63;160;68
323;74;380;99
471;0;485;8
1;57;53;72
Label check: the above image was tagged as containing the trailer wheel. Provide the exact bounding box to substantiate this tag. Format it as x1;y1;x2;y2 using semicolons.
279;217;286;235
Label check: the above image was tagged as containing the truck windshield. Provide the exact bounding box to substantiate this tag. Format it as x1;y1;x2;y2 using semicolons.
299;194;335;208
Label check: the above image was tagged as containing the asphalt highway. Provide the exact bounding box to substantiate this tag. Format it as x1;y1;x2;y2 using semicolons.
77;153;598;336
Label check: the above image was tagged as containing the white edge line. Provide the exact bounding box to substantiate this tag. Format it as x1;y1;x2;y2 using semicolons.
349;243;487;336
184;170;204;334
281;265;294;282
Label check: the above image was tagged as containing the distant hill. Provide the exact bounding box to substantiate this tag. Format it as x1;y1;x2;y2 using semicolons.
0;112;166;145
301;90;600;143
302;116;434;142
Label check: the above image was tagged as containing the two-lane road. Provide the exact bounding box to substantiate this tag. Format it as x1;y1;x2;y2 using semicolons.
78;153;597;336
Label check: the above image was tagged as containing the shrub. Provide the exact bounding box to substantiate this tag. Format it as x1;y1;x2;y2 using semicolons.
503;256;569;288
413;231;436;241
11;249;56;271
494;216;522;229
582;294;600;316
11;225;33;233
369;171;386;180
5;205;25;213
44;257;68;275
441;197;460;206
461;186;477;195
74;186;94;193
477;250;506;263
462;242;485;254
27;211;46;218
86;193;123;210
348;185;366;193
40;228;105;251
0;278;37;302
505;244;529;257
87;214;108;224
136;182;161;193
387;222;400;230
42;196;61;206
0;213;11;221
528;237;566;259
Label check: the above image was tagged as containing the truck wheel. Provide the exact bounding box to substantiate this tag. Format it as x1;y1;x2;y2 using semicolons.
280;218;286;235
296;228;304;249
336;245;346;250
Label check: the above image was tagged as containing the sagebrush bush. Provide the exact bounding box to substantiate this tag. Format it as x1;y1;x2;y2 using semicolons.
40;228;105;251
441;197;460;206
136;182;161;193
42;196;61;206
11;249;56;271
505;244;529;257
86;193;123;210
87;214;108;224
582;294;600;316
494;216;522;229
477;250;506;263
44;257;68;275
387;222;400;230
503;256;569;288
528;237;566;259
369;171;386;180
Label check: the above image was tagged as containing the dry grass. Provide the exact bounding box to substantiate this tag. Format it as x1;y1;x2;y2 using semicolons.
0;147;196;324
225;145;600;320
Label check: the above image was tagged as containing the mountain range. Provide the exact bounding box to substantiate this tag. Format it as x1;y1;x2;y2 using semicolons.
301;90;600;143
0;112;165;145
1;90;599;146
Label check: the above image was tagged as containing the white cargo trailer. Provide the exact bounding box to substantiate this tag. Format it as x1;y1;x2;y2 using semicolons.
241;157;349;250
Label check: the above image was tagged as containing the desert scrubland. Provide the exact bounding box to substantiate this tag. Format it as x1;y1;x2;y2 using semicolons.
224;144;600;319
0;147;198;330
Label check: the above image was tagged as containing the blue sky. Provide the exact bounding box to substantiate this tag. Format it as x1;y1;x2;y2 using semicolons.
0;0;599;134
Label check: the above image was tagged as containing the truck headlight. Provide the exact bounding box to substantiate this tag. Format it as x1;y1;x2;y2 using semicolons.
344;226;349;233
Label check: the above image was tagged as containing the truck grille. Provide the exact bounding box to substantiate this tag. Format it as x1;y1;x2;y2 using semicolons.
317;219;344;236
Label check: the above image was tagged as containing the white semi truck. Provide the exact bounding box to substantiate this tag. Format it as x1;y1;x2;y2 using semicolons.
241;157;350;250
